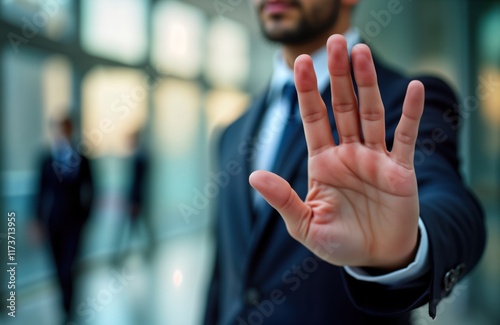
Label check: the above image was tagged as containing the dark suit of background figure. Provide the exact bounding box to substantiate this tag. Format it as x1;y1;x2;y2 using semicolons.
130;149;148;221
121;135;157;259
36;147;94;315
204;57;485;324
127;147;156;255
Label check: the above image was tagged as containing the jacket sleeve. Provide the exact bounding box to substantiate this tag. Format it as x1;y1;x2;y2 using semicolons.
342;76;486;319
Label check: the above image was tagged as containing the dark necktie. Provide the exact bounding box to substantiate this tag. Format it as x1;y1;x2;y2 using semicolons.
272;82;300;171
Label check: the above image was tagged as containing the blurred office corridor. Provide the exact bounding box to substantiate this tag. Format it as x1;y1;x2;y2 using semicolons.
1;1;500;324
1;157;215;325
8;233;215;325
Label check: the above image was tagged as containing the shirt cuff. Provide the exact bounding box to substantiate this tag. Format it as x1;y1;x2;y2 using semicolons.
344;218;430;285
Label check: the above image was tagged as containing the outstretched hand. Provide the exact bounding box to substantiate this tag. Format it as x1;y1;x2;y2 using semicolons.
249;35;424;270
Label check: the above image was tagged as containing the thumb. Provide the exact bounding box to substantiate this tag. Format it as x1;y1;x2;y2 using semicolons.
249;171;310;239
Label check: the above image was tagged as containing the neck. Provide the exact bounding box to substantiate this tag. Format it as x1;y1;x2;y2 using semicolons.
282;14;351;68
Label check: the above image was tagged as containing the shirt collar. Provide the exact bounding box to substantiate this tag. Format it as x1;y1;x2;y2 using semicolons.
269;27;361;96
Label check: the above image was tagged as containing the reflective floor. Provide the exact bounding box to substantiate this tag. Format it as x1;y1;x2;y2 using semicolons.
4;231;214;325
2;187;214;325
3;232;490;324
0;190;490;325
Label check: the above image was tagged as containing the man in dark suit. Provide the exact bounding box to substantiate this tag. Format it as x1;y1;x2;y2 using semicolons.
36;116;94;319
204;0;486;324
114;130;156;263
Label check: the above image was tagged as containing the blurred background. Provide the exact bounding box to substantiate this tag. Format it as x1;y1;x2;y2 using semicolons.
0;0;499;324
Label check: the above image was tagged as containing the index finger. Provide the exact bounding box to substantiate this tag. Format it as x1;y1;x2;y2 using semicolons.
295;54;336;157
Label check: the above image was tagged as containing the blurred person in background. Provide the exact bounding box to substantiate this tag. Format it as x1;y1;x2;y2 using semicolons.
114;129;156;264
204;0;486;324
35;115;94;323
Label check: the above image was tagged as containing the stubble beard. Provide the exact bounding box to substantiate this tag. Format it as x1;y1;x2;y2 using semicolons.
259;1;341;45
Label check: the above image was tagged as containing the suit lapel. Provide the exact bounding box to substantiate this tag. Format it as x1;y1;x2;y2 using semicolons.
244;87;335;274
232;91;269;241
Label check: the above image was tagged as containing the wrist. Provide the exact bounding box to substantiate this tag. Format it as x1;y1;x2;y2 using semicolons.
371;228;421;273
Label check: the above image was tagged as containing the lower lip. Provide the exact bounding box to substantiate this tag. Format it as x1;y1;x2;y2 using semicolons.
263;3;293;15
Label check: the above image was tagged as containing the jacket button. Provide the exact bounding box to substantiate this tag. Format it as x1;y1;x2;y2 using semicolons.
444;269;458;291
244;287;261;306
444;263;467;292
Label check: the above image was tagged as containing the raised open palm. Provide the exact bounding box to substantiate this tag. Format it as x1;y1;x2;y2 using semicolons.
249;35;425;270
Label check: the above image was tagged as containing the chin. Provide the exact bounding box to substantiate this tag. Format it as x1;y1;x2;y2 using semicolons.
262;21;298;39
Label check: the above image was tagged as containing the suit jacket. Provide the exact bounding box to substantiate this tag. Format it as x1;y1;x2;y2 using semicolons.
129;149;148;216
36;147;94;233
204;57;486;324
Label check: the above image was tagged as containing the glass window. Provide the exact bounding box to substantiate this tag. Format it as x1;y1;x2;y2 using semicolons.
153;79;201;157
152;79;204;229
205;19;250;89
81;0;148;64
205;89;249;136
2;47;50;172
2;0;76;41
478;4;500;146
42;55;72;139
151;1;206;79
81;66;148;157
470;4;500;321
